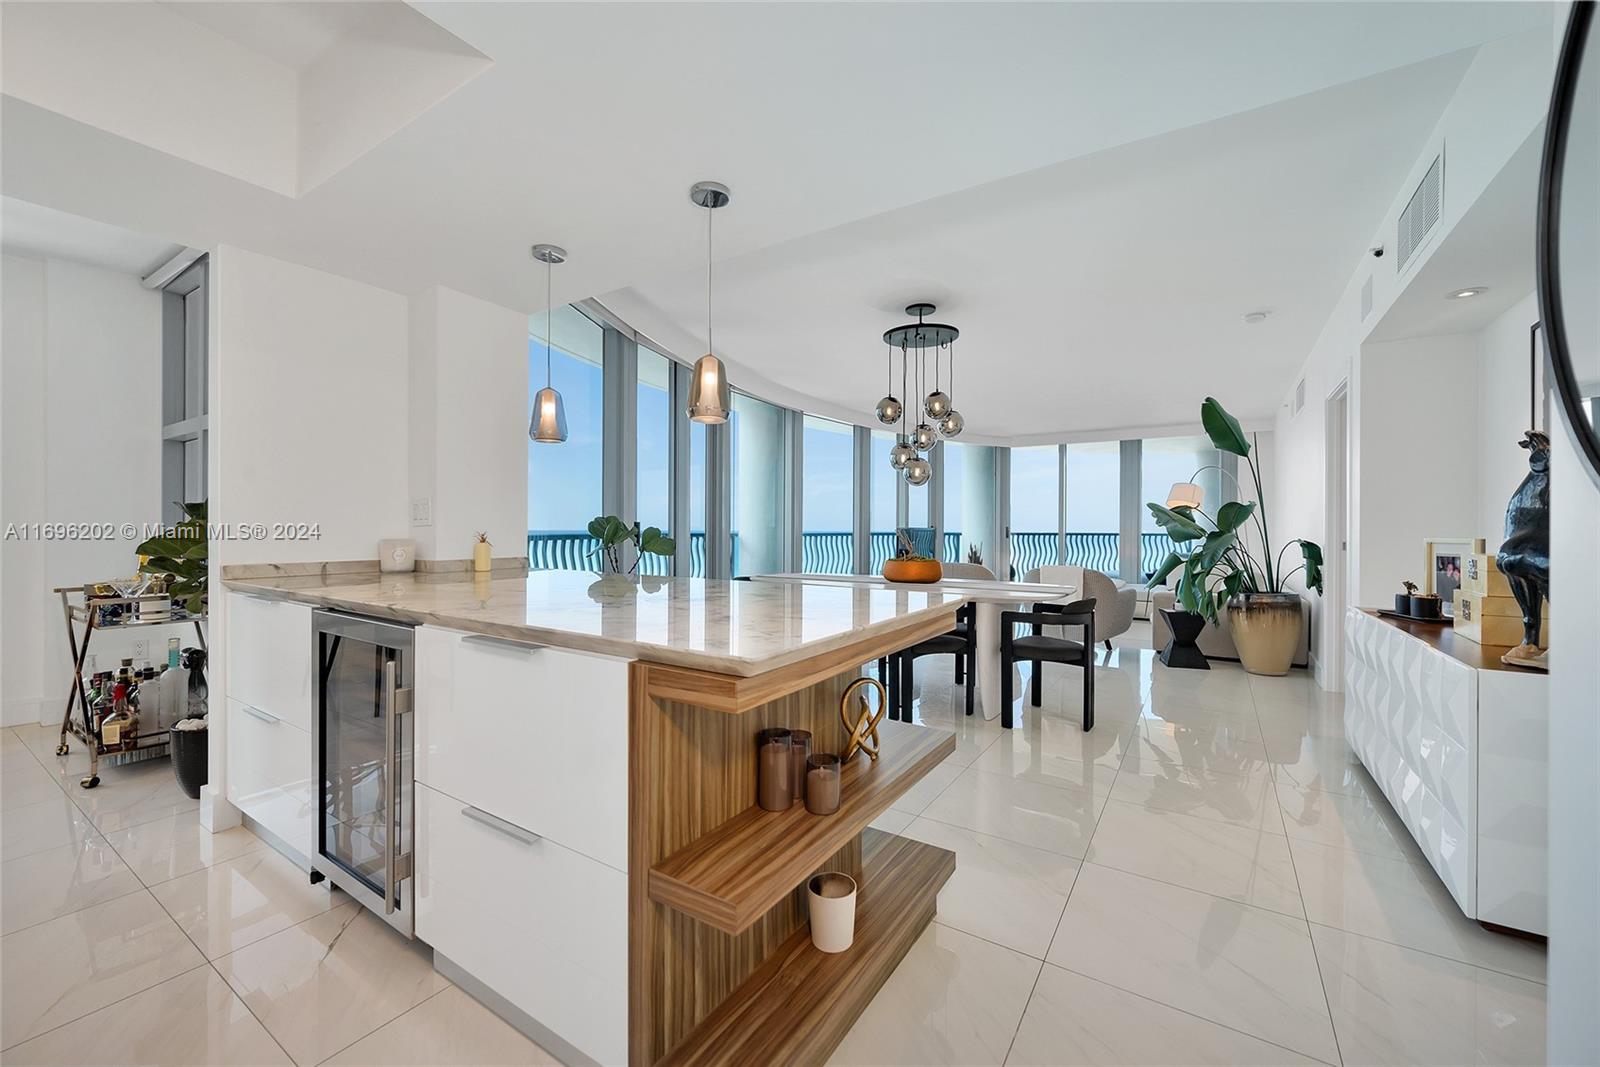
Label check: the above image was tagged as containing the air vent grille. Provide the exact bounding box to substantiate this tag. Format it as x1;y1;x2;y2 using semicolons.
1293;378;1306;417
1360;276;1373;320
1396;154;1442;269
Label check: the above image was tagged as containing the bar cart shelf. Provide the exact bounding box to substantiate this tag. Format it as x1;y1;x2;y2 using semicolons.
53;584;207;789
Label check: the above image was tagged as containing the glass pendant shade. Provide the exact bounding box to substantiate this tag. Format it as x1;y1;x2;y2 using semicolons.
875;395;903;425
530;386;568;443
904;457;932;486
687;353;732;424
938;409;964;438
911;422;937;452
924;391;952;419
889;438;916;470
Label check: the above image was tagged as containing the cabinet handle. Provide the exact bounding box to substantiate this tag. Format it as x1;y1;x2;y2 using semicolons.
461;634;542;654
238;704;280;725
461;805;541;845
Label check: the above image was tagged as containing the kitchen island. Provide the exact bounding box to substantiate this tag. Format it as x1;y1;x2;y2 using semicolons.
220;567;964;1066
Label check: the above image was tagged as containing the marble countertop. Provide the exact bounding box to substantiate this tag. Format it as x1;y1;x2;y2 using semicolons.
222;571;964;677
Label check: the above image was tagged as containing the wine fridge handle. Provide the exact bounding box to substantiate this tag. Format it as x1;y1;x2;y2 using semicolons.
382;658;397;915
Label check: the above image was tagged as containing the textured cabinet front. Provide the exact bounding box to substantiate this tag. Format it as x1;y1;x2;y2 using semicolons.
413;626;628;872
1344;608;1477;916
416;783;626;1066
225;593;313;731
226;697;315;858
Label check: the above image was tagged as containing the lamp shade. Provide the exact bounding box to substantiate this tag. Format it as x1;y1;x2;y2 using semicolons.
687;353;731;423
1166;481;1204;509
530;386;568;443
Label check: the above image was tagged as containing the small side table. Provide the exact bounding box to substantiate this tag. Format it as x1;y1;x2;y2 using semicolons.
1158;608;1210;670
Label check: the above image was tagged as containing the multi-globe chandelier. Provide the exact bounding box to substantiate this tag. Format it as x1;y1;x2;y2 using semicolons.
874;303;963;485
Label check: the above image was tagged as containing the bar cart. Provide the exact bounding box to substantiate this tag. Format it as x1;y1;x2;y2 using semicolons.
53;582;207;788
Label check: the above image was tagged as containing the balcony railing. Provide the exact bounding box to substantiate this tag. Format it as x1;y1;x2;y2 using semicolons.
527;529;1173;581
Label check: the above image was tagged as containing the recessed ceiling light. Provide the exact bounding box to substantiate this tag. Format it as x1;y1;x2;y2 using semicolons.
1447;287;1488;300
1242;310;1270;324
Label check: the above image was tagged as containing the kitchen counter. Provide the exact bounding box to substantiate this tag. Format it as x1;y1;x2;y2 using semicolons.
223;569;962;677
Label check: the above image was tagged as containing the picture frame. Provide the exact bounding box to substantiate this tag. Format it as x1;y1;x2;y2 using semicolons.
1423;537;1486;618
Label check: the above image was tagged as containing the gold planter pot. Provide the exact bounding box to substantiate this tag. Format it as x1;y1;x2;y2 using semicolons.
1226;592;1303;676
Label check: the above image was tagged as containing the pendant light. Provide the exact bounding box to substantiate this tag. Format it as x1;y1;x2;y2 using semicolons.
875;340;903;425
938;341;964;438
687;181;733;424
877;303;960;470
910;349;937;452
888;342;917;470
924;341;952;419
529;243;569;443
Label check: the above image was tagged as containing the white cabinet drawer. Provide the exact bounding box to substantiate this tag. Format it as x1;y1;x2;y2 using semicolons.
416;783;625;1066
225;593;313;731
226;697;315;857
413;626;628;871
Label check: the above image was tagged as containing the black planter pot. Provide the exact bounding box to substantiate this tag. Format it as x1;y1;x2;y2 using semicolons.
1395;594;1411;614
1408;594;1443;620
169;723;208;799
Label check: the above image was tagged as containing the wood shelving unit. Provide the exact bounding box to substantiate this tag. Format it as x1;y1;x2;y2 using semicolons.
657;828;956;1067
648;722;954;934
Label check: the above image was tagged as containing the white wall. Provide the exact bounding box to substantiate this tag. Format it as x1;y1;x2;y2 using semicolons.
407;286;528;560
1272;28;1554;687
1;253;162;726
1475;292;1543;544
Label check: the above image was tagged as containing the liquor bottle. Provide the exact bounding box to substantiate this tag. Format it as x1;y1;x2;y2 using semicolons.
102;681;129;747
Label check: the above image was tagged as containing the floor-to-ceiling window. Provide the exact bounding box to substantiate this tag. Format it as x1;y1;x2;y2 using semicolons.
1063;441;1122;575
1009;445;1059;577
801;415;854;573
527;306;605;570
636;347;673;574
729;391;787;576
688;419;707;577
942;442;998;571
1140;435;1227;580
869;431;897;571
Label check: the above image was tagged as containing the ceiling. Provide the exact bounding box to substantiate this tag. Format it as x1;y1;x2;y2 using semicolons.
0;196;181;275
0;1;1553;436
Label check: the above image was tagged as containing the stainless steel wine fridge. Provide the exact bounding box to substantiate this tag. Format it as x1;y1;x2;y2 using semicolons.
311;610;415;937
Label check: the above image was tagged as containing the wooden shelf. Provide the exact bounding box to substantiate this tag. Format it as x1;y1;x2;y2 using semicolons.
658;829;955;1067
648;721;955;934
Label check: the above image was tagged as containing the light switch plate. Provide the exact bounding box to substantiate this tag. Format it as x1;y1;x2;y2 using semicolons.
410;498;432;527
380;539;416;573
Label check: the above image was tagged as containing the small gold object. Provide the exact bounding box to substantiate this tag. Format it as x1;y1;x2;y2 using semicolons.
839;677;887;762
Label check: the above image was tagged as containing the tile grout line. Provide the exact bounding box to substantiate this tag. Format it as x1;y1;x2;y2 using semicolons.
1253;680;1346;1067
0;959;218;1055
310;984;456;1067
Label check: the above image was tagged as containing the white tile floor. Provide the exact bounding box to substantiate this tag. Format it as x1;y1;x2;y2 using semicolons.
0;624;1548;1066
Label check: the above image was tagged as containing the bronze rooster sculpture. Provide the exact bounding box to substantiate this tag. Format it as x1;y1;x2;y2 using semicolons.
1496;430;1550;670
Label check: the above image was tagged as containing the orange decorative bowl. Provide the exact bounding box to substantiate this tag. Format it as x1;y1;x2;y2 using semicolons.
882;558;943;584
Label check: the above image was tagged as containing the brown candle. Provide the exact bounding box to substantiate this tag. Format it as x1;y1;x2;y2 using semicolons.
789;730;812;801
757;728;793;811
805;753;842;815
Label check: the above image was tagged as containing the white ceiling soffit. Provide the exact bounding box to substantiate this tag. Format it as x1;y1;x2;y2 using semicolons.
604;49;1482;440
0;1;1547;316
0;195;182;276
0;1;489;196
1367;125;1542;344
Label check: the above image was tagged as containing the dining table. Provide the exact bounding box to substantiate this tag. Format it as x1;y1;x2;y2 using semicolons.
750;572;1078;722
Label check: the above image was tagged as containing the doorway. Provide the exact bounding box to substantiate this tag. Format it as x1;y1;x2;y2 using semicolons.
1323;383;1350;689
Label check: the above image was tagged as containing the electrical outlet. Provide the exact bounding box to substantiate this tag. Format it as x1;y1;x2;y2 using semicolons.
132;640;148;663
410;498;432;527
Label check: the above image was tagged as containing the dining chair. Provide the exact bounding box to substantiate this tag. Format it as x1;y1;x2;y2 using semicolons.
1000;598;1097;731
886;562;991;721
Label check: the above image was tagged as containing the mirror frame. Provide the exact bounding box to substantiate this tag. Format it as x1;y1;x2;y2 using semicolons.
1537;0;1600;489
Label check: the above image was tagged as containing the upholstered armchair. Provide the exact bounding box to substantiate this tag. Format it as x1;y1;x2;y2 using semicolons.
1025;566;1137;650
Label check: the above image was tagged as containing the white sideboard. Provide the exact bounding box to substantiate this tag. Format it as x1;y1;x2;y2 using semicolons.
1344;607;1548;934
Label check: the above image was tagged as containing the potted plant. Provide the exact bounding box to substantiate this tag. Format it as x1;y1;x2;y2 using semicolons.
587;515;675;577
1147;398;1323;676
883;530;942;584
966;543;985;566
1406;582;1442;620
135;501;208;614
1398;581;1418;615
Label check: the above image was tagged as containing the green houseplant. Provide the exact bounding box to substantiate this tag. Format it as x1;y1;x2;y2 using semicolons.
135;501;208;614
587;515;675;575
1147;399;1323;675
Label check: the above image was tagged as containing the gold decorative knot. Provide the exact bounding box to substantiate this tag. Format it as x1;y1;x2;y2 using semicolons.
839;677;887;763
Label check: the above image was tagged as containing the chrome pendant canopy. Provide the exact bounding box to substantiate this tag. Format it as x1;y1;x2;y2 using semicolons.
687;181;733;423
875;395;903;425
530;243;569;443
904;457;932;486
937;409;965;438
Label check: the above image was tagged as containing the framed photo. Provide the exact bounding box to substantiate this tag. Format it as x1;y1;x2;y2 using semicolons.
1424;537;1486;618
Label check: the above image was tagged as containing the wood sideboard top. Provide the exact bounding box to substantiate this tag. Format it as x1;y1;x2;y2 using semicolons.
1357;609;1532;673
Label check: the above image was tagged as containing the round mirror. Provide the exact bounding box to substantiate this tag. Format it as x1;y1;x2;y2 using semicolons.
1540;2;1600;487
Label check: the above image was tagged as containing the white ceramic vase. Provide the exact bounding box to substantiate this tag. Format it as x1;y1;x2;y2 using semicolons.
807;872;857;953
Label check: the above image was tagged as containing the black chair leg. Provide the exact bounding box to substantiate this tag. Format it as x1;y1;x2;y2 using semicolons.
883;655;897;720
1001;652;1014;729
954;653;964;686
1083;654;1095;732
900;653;915;722
1104;639;1113;653
963;652;974;717
1030;660;1042;707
